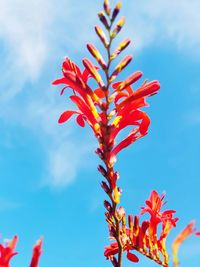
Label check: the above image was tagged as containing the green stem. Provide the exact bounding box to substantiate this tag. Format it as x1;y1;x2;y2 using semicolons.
100;20;123;267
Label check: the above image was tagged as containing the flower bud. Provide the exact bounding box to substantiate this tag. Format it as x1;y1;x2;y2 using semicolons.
111;38;131;60
95;148;104;159
98;165;107;177
128;215;133;237
101;181;110;194
98;11;109;29
111;2;121;22
116;206;125;220
128;215;133;228
110;55;132;82
87;43;106;69
116;71;143;91
111;17;125;39
141;220;149;234
83;58;104;87
113;186;120;204
111;256;118;267
104;0;111;16
104;200;112;212
134;215;140;234
109;225;116;237
95;26;109;48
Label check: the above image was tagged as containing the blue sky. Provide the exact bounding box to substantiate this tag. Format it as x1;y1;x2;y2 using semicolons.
0;0;200;266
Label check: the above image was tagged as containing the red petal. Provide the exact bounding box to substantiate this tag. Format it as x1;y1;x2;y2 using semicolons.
62;57;82;77
115;71;143;91
94;88;105;98
127;252;139;262
58;110;79;124
114;92;128;105
139;113;150;135
82;58;104;87
111;110;149;141
52;77;68;85
76;114;85;127
111;128;140;157
117;80;160;109
104;243;119;258
70;95;97;127
112;81;121;89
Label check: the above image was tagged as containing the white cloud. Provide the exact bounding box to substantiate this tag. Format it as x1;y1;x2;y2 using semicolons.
16;91;95;189
125;0;200;55
0;0;98;99
0;0;98;188
0;0;54;100
43;142;93;188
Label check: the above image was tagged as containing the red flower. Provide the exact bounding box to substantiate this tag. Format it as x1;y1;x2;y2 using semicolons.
52;57;103;136
141;190;178;231
104;242;139;263
30;238;43;267
0;236;18;267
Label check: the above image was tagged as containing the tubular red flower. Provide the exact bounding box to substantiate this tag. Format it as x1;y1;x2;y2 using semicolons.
141;190;178;231
116;80;160;110
30;238;43;267
0;235;18;267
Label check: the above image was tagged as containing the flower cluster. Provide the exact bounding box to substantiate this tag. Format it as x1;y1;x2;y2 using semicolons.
0;235;42;267
104;190;178;267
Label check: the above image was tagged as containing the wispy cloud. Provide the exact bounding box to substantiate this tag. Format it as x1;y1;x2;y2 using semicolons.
124;0;200;55
0;197;20;211
0;0;53;100
0;0;98;188
0;0;98;99
17;90;95;189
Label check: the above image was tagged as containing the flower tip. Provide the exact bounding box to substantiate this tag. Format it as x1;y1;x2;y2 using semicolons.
127;251;139;263
153;80;161;90
52;79;59;85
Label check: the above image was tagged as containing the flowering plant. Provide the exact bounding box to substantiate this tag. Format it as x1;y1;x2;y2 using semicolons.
1;1;199;267
52;1;199;267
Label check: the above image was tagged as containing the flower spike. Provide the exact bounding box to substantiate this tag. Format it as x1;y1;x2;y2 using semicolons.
53;2;162;267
